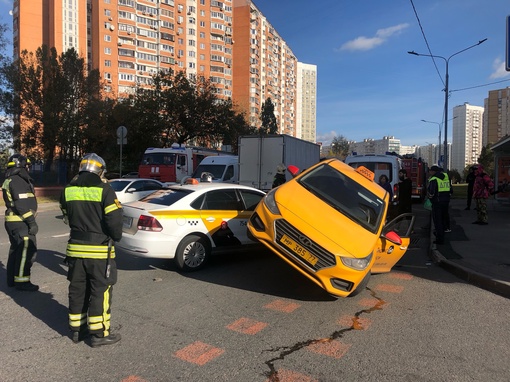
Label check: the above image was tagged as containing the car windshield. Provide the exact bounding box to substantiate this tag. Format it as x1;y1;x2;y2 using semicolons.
109;180;131;191
347;161;394;183
138;188;193;206
298;163;385;233
191;164;226;179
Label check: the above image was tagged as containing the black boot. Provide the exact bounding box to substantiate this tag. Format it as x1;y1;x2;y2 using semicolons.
15;282;39;291
91;333;121;348
71;329;89;344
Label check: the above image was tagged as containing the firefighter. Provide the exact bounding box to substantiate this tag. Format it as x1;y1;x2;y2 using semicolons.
60;153;123;347
2;153;39;291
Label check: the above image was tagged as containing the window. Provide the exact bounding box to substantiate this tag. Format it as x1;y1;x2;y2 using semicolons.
104;47;111;54
104;34;111;42
200;190;241;210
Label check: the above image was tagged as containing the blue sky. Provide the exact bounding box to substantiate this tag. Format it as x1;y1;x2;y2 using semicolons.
0;0;509;147
253;0;510;147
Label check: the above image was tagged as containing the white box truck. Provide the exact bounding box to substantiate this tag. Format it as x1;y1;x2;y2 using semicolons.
238;134;321;191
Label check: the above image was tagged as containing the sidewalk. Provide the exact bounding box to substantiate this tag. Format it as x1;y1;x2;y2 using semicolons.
430;197;510;298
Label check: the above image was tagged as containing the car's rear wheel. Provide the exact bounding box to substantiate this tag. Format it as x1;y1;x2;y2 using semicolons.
175;234;211;272
348;271;371;297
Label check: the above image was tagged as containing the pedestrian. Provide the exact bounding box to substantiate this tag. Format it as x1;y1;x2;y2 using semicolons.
472;164;494;225
272;163;286;188
427;165;451;244
397;169;412;215
378;174;393;200
2;154;39;291
60;153;123;347
465;166;476;210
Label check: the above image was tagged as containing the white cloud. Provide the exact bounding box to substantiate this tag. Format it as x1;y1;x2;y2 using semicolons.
316;131;340;146
339;23;409;52
489;58;510;79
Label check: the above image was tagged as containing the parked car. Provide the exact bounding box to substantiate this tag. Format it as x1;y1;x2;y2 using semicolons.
109;178;167;204
116;180;266;271
122;172;139;178
248;158;415;298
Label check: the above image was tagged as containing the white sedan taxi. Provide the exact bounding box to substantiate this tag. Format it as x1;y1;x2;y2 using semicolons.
116;180;266;271
109;178;167;204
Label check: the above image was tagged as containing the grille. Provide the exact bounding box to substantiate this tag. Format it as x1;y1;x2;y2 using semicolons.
274;219;336;271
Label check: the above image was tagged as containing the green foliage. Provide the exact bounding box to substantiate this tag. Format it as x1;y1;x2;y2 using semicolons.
447;169;461;184
259;97;278;135
330;135;350;160
477;144;494;177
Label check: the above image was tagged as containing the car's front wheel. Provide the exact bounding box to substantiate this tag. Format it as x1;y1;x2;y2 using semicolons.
175;234;211;272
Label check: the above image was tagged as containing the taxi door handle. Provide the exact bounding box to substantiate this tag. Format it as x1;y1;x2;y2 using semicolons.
206;217;216;222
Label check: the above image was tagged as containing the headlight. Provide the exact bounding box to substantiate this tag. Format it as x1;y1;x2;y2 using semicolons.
340;253;373;270
264;188;281;215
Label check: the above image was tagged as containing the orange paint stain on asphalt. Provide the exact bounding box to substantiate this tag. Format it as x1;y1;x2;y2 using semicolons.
173;341;225;366
265;369;318;382
226;317;268;335
358;297;383;307
337;315;372;330
375;284;404;293
389;272;414;280
120;377;148;382
264;299;301;313
307;339;351;359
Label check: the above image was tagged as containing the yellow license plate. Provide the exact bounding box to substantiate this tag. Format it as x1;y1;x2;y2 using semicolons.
280;234;318;266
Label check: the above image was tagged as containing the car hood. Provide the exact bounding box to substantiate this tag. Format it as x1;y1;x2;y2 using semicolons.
274;184;382;258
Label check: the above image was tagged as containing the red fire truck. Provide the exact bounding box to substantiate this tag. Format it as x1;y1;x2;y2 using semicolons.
401;155;428;202
138;144;235;183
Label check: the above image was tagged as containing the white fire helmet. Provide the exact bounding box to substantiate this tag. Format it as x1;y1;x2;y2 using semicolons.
79;153;106;177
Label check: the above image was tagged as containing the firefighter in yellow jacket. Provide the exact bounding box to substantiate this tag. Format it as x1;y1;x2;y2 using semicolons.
2;153;39;291
60;153;123;347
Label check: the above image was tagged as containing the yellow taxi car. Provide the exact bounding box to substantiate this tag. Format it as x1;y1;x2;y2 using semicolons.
247;158;414;297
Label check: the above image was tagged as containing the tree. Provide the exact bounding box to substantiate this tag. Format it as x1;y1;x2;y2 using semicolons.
330;135;350;159
478;144;494;177
259;97;278;135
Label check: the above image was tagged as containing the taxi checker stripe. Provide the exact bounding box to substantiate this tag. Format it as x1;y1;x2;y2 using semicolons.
65;186;103;202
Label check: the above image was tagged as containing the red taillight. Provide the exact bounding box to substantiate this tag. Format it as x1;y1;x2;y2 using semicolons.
137;215;163;232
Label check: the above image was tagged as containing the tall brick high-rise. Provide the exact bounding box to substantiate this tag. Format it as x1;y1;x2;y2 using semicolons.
13;0;317;140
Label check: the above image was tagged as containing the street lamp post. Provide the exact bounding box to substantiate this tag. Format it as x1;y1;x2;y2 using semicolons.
421;119;441;164
408;38;487;170
421;117;457;166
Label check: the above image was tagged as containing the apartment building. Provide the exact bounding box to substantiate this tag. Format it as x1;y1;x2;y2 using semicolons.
349;136;401;155
483;87;510;146
451;102;484;172
296;62;317;143
232;0;297;135
13;0;313;140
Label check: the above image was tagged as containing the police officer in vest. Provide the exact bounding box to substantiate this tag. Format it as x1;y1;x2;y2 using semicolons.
427;165;451;245
60;153;123;347
2;153;39;291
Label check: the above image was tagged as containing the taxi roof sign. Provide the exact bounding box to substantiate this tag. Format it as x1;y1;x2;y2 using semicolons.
355;165;375;182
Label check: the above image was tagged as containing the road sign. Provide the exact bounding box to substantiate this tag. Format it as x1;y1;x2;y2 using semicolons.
117;125;127;145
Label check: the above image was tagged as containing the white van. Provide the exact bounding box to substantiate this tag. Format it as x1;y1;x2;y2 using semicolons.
191;156;239;183
344;154;402;208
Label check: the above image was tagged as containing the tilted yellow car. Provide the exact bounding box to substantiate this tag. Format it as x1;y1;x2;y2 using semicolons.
248;158;414;297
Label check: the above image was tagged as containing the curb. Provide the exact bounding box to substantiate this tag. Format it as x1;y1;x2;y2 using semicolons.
430;246;510;299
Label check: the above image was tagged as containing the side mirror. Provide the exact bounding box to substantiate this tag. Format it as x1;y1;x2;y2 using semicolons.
381;231;402;245
126;187;136;194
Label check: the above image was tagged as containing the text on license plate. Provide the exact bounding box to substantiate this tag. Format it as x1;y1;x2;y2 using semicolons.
123;216;133;229
280;234;318;266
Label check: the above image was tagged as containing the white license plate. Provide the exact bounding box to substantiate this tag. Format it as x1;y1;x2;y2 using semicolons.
123;216;133;229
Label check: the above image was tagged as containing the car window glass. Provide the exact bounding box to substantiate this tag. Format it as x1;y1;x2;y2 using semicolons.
190;194;205;209
192;164;226;179
140;189;193;206
202;189;241;210
299;163;385;233
109;180;130;192
145;181;163;191
239;190;264;211
130;181;144;191
224;165;234;180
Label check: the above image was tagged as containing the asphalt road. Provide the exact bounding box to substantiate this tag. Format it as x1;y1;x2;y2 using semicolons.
0;205;509;382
